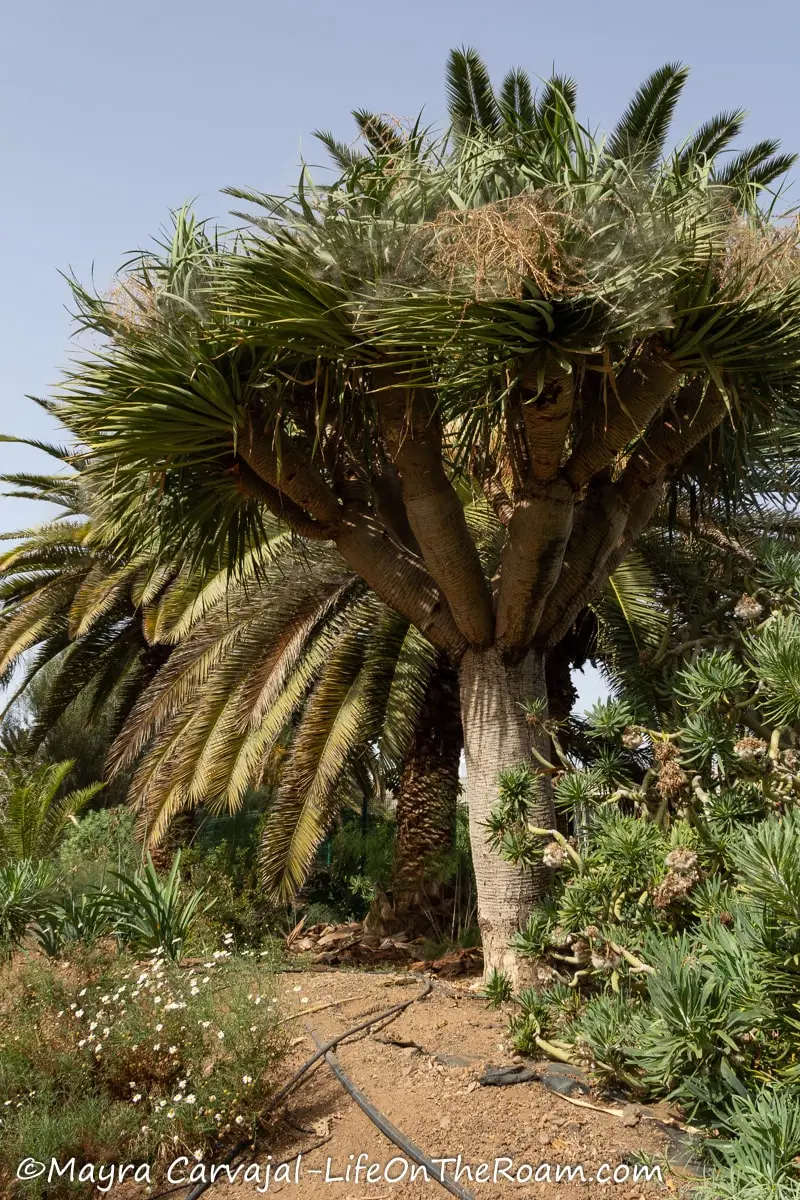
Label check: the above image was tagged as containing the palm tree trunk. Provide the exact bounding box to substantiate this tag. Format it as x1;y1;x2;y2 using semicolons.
459;646;555;985
392;655;462;918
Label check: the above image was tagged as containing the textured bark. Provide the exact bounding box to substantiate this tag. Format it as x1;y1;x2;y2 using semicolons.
479;460;514;526
564;341;678;488
336;507;466;655
495;478;575;652
379;386;494;646
459;646;554;985
617;380;728;501
538;381;729;647
393;656;462;910
521;369;575;481
537;482;630;647
239;429;341;525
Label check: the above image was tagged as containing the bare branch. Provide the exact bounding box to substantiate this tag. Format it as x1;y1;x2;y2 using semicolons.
232;461;334;541
378;381;494;646
564;341;678;489
539;379;729;647
617;379;728;501
336;505;466;656
520;368;574;480
473;447;514;526
239;426;341;525
369;464;422;554
536;484;630;648
495;479;575;653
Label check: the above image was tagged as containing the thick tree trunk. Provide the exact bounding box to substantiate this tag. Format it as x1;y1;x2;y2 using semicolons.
392;656;462;924
459;646;555;985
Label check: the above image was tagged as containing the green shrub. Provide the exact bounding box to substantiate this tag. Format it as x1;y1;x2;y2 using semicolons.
0;949;287;1196
57;807;140;892
183;842;284;951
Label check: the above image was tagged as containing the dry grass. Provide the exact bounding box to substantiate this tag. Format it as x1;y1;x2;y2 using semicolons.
719;214;800;294
405;194;580;300
105;276;161;334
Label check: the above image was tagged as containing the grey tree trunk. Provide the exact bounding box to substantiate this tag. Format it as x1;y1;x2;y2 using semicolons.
459;646;555;985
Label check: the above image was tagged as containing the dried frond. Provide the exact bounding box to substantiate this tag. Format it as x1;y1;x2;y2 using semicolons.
719;214;800;295
412;194;575;300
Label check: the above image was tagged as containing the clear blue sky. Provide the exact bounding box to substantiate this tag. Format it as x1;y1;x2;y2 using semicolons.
1;0;797;706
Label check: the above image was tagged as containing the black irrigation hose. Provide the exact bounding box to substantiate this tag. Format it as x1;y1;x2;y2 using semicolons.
184;977;433;1200
308;1026;477;1200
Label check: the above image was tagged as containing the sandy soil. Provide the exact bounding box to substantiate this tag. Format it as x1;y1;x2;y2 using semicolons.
193;969;687;1200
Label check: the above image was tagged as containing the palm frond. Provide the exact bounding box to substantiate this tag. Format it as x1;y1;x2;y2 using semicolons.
605;62;689;167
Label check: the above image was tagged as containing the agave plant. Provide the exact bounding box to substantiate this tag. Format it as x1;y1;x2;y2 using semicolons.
34;888;115;957
103;852;212;961
0;859;58;958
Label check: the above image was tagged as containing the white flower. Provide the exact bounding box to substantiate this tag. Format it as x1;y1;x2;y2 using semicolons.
89;1022;98;1032
153;1044;161;1051
200;1021;210;1029
132;1094;142;1104
168;1046;178;1055
173;1093;184;1103
167;1110;175;1120
185;1094;196;1105
78;988;87;997
235;1115;244;1125
249;1026;256;1033
242;1075;253;1085
78;1039;86;1048
155;1024;163;1032
193;1150;203;1161
292;985;302;993
103;1028;110;1038
177;1079;187;1089
74;1010;84;1019
300;998;309;1005
217;1031;225;1040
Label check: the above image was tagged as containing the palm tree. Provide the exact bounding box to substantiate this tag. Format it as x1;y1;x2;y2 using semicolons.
0;457;460;902
0;456;171;741
0;756;102;862
21;55;800;976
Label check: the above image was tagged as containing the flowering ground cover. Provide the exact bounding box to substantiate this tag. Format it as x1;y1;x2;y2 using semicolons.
0;942;287;1197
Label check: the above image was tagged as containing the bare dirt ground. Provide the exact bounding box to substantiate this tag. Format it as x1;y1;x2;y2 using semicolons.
196;968;690;1200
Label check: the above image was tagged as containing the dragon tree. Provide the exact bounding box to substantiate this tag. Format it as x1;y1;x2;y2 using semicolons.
55;52;800;979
